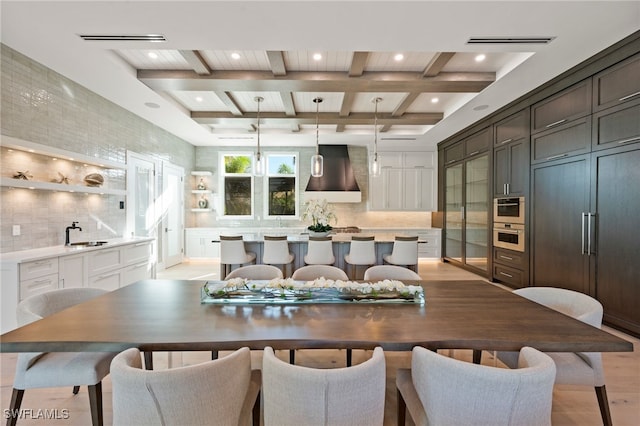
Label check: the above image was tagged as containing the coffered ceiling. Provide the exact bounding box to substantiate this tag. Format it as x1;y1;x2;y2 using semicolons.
2;1;639;149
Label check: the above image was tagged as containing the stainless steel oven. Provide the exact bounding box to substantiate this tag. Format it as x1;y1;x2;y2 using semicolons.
493;222;525;252
493;197;525;224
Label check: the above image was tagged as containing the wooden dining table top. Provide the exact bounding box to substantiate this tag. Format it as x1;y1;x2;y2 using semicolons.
0;279;633;354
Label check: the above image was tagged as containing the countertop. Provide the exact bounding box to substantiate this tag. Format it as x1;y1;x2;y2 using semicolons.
0;237;155;264
212;231;431;243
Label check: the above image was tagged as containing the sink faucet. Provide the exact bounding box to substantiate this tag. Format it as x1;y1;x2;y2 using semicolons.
65;221;82;246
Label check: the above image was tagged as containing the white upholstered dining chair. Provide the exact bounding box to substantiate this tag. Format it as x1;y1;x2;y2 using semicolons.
8;288;115;426
224;264;283;280
111;347;261;426
262;346;386;426
496;287;613;426
364;264;421;281
291;264;348;281
397;346;556;426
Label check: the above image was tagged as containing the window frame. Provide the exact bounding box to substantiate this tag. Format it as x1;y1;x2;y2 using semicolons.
219;151;255;219
263;151;300;220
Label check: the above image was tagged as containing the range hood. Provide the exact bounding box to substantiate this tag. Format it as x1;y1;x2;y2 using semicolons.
304;145;361;203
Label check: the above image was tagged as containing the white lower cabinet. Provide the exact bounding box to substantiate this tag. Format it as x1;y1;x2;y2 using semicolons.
59;253;86;288
416;229;442;259
185;229;220;258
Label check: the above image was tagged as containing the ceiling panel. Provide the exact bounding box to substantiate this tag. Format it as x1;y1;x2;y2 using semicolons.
117;49;191;69
200;50;271;71
284;50;351;72
366;52;438;72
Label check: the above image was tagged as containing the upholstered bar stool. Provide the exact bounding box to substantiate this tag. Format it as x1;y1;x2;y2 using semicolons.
344;235;376;280
262;235;295;277
303;236;335;265
383;235;419;272
220;235;256;278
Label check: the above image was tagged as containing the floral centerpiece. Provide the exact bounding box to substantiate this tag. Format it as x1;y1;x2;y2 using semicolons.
302;198;337;236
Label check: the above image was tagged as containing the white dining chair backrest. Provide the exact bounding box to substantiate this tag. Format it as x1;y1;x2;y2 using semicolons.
291;265;348;281
303;236;335;265
397;346;555;426
363;265;421;281
224;264;284;280
111;347;260;426
262;346;386;426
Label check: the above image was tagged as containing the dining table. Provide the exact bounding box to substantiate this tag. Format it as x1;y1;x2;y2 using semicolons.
0;279;633;364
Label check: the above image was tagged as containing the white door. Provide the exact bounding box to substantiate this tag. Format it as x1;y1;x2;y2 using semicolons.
126;152;157;271
162;161;184;268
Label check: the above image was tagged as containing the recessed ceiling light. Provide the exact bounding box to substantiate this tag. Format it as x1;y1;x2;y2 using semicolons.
231;52;241;60
195;96;203;102
148;52;158;59
144;102;160;109
475;54;486;62
313;53;322;61
431;97;439;104
394;53;404;61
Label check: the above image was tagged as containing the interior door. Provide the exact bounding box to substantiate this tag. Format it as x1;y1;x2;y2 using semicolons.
126;152;156;238
162;161;184;268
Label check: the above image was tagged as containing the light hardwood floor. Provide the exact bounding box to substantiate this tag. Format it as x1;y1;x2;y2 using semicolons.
1;260;638;425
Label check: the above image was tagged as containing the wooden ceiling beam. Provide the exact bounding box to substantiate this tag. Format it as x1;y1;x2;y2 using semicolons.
139;70;495;93
267;51;287;76
392;92;421;117
214;91;243;116
192;111;443;126
279;91;296;116
178;50;211;75
422;52;455;77
339;92;356;117
336;124;346;133
349;52;369;76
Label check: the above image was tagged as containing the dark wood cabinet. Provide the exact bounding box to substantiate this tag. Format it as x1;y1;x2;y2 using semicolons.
592;53;640;111
494;110;529;196
591;100;640;150
465;127;491;156
495;109;529;146
531;79;592;133
531;117;591;163
444;142;464;165
531;155;591;294
592;144;640;335
493;247;527;288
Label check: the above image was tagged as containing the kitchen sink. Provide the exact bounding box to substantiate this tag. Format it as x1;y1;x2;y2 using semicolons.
68;241;108;247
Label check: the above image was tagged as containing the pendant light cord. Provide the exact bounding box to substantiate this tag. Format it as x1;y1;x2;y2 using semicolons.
255;96;262;156
314;97;321;155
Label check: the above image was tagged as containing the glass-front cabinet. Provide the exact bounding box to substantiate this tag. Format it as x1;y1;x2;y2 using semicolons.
443;128;490;275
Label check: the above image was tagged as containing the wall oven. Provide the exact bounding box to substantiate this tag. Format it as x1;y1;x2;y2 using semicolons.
493;222;525;252
493;196;525;224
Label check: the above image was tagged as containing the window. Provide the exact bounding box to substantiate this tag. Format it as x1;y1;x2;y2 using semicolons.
222;154;253;217
265;153;298;218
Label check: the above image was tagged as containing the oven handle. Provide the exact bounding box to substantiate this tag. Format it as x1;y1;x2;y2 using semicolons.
495;228;521;235
497;202;520;207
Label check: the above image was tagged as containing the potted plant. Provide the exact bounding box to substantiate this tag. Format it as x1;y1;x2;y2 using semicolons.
302;198;337;236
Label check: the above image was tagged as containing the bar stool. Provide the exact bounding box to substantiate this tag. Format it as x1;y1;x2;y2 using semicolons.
262;235;295;277
344;235;376;280
220;235;256;278
383;235;418;272
303;236;335;265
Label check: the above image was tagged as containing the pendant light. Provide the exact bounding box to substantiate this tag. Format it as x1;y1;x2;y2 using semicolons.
254;96;265;176
370;97;382;177
311;97;324;177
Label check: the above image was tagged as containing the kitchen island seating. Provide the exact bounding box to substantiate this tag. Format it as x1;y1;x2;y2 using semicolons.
495;287;613;426
262;235;295;277
344;235;376;280
220;235;257;278
383;235;419;272
224;264;283;280
364;264;421;281
396;346;556;426
291;264;348;281
303;236;336;265
111;347;261;426
262;346;386;426
7;288;115;426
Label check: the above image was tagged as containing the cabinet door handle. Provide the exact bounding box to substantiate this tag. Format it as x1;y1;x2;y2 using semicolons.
467;150;480;156
588;212;593;256
499;138;513;145
506;183;510;195
617;136;640;145
503;183;507;195
619;91;640;102
134;242;148;247
500;255;513;260
500;272;514;278
581;212;586;255
545;119;567;129
546;153;569;161
98;272;120;280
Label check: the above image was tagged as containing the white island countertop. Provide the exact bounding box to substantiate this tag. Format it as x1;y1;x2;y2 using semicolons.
0;237;155;264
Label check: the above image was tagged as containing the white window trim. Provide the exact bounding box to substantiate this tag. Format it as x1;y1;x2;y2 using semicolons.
263;151;300;220
219;151;255;219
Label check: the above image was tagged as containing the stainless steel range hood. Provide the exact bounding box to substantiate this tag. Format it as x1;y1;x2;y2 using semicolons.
304;145;361;203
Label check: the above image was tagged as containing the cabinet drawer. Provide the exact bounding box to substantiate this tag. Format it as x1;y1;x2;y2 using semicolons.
531;117;591;163
593;53;640;111
20;258;59;281
493;264;524;288
495;109;529;146
121;262;152;287
493;248;525;268
123;242;151;265
88;248;123;276
444;143;464;165
20;273;59;300
88;270;121;291
532;80;592;133
465;127;491;156
592;102;640;150
403;152;435;168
